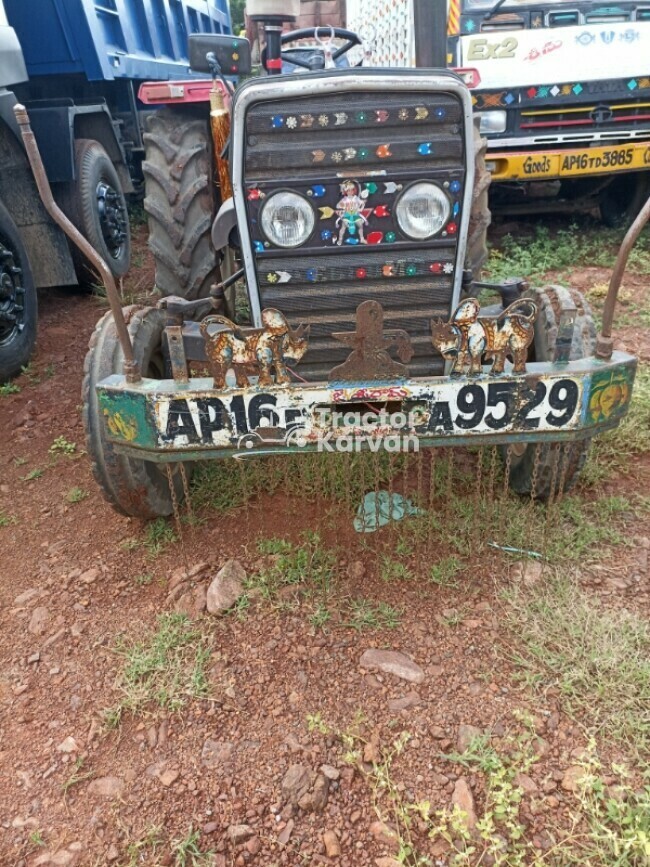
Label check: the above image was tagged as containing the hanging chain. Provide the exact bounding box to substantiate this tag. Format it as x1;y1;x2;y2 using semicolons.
487;445;498;501
166;464;190;575
475;446;484;502
501;444;513;501
179;462;193;523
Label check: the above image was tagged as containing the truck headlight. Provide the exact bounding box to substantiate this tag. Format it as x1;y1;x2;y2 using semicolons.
260;191;315;248
395;181;451;240
477;110;507;134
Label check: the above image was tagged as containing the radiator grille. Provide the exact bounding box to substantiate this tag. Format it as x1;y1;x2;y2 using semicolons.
240;86;468;381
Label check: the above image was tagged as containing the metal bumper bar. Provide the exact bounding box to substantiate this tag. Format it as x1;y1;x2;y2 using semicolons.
96;352;636;463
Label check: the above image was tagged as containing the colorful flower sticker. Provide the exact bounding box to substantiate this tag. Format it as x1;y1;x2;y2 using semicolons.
415;106;429;120
332;151;343;163
266;272;279;283
446;222;458;234
406;264;417;276
309;185;326;198
300;114;314;127
318;114;329;126
443;263;454;274
398;108;409;121
449;180;461;194
286;116;297;128
306;268;317;282
356;111;367;122
343;148;357;160
358;148;370;160
417;142;433;155
335;112;348;125
385;231;396;243
321;229;332;241
429;262;443;273
271;115;283;128
435;107;446;119
355;268;367;278
365;182;378;194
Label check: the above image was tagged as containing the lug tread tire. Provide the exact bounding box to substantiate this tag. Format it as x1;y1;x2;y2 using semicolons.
466;124;492;280
58;139;131;282
506;285;597;499
143;110;219;300
82;306;185;518
0;200;37;382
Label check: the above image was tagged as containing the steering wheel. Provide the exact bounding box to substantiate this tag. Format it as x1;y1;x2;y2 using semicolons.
261;27;362;72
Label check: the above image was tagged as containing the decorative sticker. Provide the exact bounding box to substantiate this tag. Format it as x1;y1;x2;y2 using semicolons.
587;367;634;424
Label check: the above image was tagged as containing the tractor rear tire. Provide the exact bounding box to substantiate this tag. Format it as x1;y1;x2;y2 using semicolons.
466;123;492;280
504;285;597;499
0;200;37;383
143;108;220;300
83;306;188;519
58;139;131;284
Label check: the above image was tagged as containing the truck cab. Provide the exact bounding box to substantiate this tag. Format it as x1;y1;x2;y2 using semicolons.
451;0;650;222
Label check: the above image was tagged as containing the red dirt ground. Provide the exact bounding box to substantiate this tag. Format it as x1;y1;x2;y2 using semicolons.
1;226;648;867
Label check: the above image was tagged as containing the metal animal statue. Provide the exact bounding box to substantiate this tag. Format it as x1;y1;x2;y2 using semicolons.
200;309;309;388
431;297;538;375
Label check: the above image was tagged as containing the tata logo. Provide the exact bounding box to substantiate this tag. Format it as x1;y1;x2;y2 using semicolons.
590;105;613;124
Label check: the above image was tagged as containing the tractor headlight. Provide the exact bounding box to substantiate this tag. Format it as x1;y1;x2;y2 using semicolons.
395;181;451;240
260;191;315;248
477;110;507;134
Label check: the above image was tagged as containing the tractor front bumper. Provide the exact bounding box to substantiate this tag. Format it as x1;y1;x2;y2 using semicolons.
96;352;636;463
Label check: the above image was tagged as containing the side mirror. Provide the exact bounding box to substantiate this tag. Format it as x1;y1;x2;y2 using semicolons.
188;34;252;76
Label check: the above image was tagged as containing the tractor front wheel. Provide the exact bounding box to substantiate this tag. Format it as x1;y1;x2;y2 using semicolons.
83;306;188;518
504;284;596;499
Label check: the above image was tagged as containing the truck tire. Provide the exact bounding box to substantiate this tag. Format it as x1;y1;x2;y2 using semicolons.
466;123;492;280
504;285;596;499
83;306;188;519
60;139;131;283
599;171;650;229
0;200;37;383
143;108;219;300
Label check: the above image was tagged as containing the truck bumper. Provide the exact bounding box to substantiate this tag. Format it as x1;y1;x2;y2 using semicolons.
487;140;650;182
96;352;636;463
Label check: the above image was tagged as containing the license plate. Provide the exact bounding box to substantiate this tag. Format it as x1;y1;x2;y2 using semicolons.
488;140;650;181
151;374;584;449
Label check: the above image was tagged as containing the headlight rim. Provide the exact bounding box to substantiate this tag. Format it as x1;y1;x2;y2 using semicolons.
259;188;316;249
394;179;452;241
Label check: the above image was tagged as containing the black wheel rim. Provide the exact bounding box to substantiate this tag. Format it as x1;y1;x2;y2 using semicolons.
0;237;25;346
96;180;128;259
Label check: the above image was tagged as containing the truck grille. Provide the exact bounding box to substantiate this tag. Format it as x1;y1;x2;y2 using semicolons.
519;97;650;138
237;75;469;382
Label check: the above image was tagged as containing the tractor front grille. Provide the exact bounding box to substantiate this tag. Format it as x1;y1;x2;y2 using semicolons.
236;75;470;381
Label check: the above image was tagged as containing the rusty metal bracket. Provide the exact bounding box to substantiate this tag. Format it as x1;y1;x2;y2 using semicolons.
13;104;141;383
329;300;414;383
431;297;538;376
598;193;650;360
164;326;189;383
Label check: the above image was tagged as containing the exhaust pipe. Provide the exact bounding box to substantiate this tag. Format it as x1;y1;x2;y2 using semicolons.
13;104;141;382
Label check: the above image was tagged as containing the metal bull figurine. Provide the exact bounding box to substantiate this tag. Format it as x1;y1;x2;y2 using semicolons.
431;298;538;376
200;309;310;389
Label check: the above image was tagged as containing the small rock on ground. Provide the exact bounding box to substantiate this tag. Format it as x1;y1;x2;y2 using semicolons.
87;776;124;798
323;829;341;858
451;777;477;830
360;649;425;683
457;724;482;753
206;560;246;614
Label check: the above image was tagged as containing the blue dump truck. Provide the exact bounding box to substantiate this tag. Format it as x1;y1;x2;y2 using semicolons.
0;0;231;381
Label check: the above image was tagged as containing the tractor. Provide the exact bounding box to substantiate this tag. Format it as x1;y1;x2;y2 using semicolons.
14;0;639;520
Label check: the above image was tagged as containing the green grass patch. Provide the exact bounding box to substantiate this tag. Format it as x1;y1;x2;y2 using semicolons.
486;220;650;283
345;598;402;631
504;575;650;757
105;613;212;725
171;827;213;867
0;382;20;396
65;487;88;504
247;531;337;607
142;518;178;558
